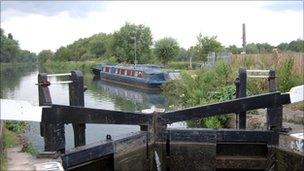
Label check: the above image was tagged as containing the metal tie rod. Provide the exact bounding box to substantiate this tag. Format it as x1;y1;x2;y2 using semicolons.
50;81;73;84
246;70;270;73
47;73;71;77
247;75;270;78
35;81;73;86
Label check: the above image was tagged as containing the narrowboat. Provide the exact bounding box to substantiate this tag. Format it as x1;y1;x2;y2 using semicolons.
91;64;168;90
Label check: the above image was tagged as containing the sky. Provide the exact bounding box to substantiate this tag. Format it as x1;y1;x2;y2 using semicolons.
0;1;303;54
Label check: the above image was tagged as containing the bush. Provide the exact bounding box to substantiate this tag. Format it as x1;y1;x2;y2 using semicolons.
5;121;27;133
162;62;235;128
277;58;296;92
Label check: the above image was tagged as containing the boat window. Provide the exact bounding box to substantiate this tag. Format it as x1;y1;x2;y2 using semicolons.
115;69;118;74
125;70;128;76
135;71;138;77
138;71;143;78
103;67;106;72
121;69;125;75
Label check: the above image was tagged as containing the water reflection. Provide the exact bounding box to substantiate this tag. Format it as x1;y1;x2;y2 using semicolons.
1;64;171;151
91;76;167;112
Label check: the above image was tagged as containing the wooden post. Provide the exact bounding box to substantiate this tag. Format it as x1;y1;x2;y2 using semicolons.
267;69;282;131
38;73;65;153
234;78;240;128
38;73;52;106
69;70;86;147
238;68;247;129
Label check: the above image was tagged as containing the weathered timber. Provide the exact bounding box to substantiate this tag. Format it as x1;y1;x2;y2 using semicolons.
42;105;152;125
238;68;247;129
163;129;278;145
69;70;86;147
163;92;290;124
267;69;283;131
61;140;113;169
38;73;65;152
38;73;52;106
62;131;150;169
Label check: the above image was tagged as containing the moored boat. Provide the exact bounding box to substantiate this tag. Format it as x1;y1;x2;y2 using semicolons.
91;64;168;90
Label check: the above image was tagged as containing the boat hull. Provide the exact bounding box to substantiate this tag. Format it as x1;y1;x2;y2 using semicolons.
91;68;164;90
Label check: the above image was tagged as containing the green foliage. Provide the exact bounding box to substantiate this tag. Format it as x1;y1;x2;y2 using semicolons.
38;50;54;63
154;37;180;66
277;58;296;92
194;34;223;62
246;43;259;54
52;33;112;62
111;22;153;63
0;28;37;63
3;128;18;148
227;45;242;54
162;60;234;128
5;121;27;133
22;142;37;156
288;39;304;52
177;48;188;61
278;39;304;52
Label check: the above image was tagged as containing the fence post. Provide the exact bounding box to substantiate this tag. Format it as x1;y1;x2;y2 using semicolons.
234;78;240;128
267;70;282;131
38;73;65;153
69;70;86;147
237;68;247;129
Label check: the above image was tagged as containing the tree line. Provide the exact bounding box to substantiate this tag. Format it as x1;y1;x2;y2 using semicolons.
1;24;303;64
38;23;304;65
0;28;37;63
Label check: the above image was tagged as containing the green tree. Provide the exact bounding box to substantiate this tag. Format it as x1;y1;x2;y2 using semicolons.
54;46;72;61
154;37;180;66
177;48;188;61
227;45;241;54
194;34;222;62
0;29;37;63
111;22;153;63
256;43;273;53
246;43;259;54
0;30;20;62
277;42;289;52
38;50;54;63
288;39;304;52
18;50;37;63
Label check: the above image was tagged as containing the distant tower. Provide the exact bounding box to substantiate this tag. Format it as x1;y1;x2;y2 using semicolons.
242;23;246;54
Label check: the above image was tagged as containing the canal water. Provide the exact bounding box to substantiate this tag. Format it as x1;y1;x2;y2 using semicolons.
0;64;186;152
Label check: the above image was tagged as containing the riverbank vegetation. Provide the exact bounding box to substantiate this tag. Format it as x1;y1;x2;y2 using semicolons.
1;121;37;157
0;29;37;63
29;22;304;65
162;56;303;128
1;23;303;129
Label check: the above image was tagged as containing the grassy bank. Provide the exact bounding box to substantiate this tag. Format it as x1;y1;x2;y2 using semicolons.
0;121;37;170
162;58;303;128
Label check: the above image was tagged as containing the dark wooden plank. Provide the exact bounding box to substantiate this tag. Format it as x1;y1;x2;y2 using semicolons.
238;68;247;129
216;129;278;145
267;69;283;131
42;105;152;125
163;92;289;123
69;70;86;147
61;140;114;169
165;129;216;143
166;129;277;145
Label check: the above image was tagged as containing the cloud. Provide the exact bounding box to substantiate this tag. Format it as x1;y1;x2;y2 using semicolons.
1;1;107;20
1;1;303;53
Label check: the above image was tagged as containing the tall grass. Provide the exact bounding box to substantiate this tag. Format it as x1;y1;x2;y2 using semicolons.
162;56;303;128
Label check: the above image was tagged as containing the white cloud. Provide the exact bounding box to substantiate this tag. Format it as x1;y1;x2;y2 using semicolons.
1;1;303;53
